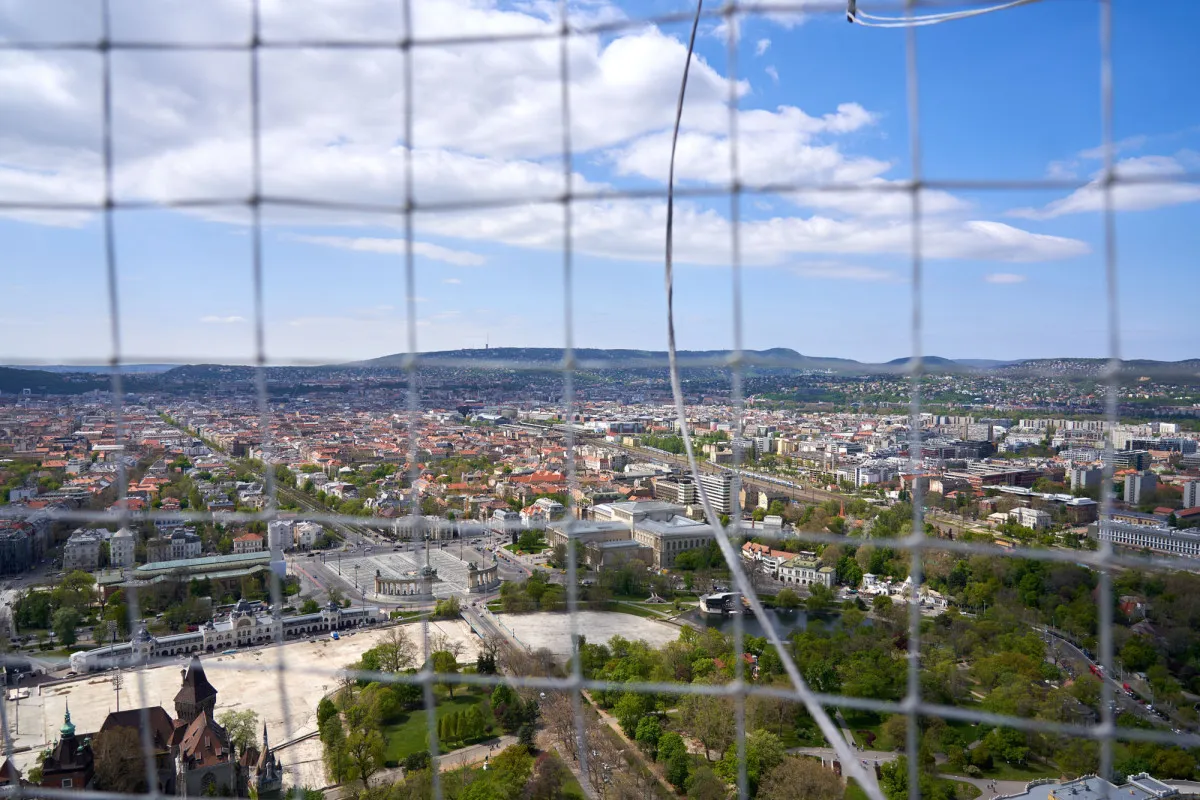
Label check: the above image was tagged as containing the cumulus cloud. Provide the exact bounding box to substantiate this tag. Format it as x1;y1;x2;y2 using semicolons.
756;38;772;56
1011;155;1200;219
984;273;1026;284
0;0;1088;268
765;65;779;83
443;277;462;284
200;315;245;324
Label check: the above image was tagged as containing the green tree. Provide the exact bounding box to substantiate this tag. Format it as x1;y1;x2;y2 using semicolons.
321;715;348;784
758;757;844;800
775;587;800;610
665;750;691;791
217;709;260;754
345;728;385;787
1119;635;1159;672
872;594;893;612
635;716;662;759
804;583;834;614
489;745;534;799
614;692;650;738
431;651;459;698
317;697;338;733
715;729;785;793
686;766;727;800
434;596;461;619
301;598;321;614
51;607;79;646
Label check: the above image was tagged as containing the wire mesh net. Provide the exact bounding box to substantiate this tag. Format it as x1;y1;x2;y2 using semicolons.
1;1;1199;799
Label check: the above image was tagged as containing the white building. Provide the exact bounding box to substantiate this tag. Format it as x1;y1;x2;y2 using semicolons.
1092;520;1200;558
62;529;104;571
778;555;835;588
109;527;136;569
1012;506;1052;530
267;520;294;551
293;521;323;549
69;599;383;673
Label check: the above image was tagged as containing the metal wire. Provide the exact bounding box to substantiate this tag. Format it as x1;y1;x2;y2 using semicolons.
0;1;1183;799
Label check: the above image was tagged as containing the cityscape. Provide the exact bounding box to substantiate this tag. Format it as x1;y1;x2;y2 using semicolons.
3;0;1200;799
1;349;1200;799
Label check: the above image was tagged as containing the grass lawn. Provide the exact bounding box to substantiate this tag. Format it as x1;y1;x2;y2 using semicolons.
845;782;871;800
503;542;547;555
614;602;670;619
945;778;982;799
937;758;1058;782
380;686;496;763
842;710;892;750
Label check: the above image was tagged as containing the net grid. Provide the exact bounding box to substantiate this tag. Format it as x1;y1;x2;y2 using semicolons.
1;1;1197;800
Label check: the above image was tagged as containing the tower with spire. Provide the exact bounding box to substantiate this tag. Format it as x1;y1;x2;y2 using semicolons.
253;722;282;798
38;703;94;789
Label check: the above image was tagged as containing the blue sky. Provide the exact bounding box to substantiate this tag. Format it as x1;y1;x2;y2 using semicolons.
1;0;1198;365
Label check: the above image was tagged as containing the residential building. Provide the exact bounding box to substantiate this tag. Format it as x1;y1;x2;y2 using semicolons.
267;520;294;551
655;476;696;506
233;533;263;554
62;529;104;572
1124;471;1157;506
1069;467;1102;492
109;527;135;568
293;521;322;549
698;471;737;514
0;525;34;575
1182;480;1200;509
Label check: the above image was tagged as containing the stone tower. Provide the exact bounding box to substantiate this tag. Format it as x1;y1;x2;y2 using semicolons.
173;655;217;725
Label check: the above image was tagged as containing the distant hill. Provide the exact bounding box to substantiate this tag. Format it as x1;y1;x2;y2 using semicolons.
355;347;861;371
0;367;108;395
1;363;180;374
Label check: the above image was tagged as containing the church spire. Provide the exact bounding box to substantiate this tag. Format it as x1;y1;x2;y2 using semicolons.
60;703;75;737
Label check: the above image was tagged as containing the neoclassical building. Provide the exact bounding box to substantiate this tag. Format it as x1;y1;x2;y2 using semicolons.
70;600;383;673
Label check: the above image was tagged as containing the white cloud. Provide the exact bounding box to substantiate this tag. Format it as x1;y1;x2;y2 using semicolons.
792;262;899;282
1011;155;1200;219
291;235;486;266
443;278;462;285
765;65;779;84
756;38;772;56
0;0;1087;271
984;273;1027;284
199;315;245;324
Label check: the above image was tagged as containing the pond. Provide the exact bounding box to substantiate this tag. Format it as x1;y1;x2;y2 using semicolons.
680;607;840;639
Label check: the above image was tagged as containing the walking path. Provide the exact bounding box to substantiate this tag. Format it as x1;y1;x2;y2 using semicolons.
581;689;678;797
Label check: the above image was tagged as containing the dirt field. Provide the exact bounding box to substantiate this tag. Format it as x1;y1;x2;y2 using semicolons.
6;618;481;776
493;610;682;656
